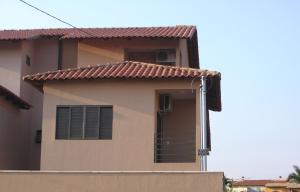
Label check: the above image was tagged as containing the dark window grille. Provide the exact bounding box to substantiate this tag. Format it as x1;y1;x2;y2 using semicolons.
56;106;113;140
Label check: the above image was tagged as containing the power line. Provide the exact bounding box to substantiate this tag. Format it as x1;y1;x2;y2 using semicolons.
18;0;97;38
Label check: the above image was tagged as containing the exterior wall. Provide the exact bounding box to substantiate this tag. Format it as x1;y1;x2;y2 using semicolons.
232;187;247;192
0;38;195;170
0;39;61;170
0;171;224;192
158;98;196;162
20;39;60;170
77;39;187;67
33;39;57;167
0;97;28;170
62;40;78;69
265;187;288;192
31;39;59;72
0;41;31;170
179;39;189;67
41;79;201;171
232;186;266;192
0;41;22;95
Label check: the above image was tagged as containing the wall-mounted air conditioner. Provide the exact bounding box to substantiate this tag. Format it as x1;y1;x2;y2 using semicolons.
159;94;172;113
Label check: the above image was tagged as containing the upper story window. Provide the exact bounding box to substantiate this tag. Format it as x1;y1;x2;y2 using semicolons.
26;55;31;66
125;49;176;65
56;106;113;140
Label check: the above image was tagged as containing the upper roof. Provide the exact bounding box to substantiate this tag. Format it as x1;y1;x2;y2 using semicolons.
232;180;286;187
0;85;31;109
0;25;200;68
0;26;196;40
23;61;221;111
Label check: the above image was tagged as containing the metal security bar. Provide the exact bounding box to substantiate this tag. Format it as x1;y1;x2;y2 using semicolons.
154;133;196;163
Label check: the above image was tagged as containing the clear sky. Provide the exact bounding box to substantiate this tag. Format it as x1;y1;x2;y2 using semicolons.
1;0;300;180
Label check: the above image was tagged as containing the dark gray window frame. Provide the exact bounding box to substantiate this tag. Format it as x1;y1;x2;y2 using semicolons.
55;105;113;140
124;48;176;65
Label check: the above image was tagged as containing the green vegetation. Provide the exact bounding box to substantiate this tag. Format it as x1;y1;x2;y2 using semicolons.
224;176;233;192
288;165;300;183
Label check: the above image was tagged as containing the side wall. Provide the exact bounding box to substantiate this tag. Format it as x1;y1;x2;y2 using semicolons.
179;39;189;67
161;99;196;162
0;39;61;170
0;97;28;170
20;39;60;170
62;40;78;69
0;41;30;170
0;41;22;95
76;39;189;67
41;80;201;171
0;171;224;192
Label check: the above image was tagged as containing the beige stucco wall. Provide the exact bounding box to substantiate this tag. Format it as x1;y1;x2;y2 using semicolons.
0;38;195;171
265;187;290;192
62;40;78;69
0;41;32;170
0;97;29;170
161;98;196;162
0;39;60;170
41;79;201;171
20;39;61;170
179;39;189;67
0;171;224;192
232;186;266;192
0;41;22;95
77;39;188;67
32;39;59;72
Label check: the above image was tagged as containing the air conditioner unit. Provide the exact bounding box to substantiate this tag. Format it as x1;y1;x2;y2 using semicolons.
156;50;176;63
159;94;172;113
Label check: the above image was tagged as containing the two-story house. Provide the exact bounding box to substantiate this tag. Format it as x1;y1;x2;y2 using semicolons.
0;26;223;192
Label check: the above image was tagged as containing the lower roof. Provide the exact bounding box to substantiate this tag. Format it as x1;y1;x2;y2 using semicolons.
232;180;286;187
23;61;221;111
0;85;31;109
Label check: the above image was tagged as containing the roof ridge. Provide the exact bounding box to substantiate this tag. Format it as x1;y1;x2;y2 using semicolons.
23;61;220;80
135;61;206;71
22;62;125;79
0;26;198;43
0;25;196;32
23;61;217;80
0;28;71;32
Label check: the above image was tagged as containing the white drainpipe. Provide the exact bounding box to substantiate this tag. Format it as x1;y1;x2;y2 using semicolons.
199;76;209;171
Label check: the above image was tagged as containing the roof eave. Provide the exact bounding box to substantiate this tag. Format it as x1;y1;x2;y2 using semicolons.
0;86;31;110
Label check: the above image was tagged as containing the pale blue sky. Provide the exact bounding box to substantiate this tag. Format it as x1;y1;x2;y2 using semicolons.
1;0;299;179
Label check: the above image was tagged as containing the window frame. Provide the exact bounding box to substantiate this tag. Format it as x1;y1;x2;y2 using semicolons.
124;48;176;65
55;105;113;140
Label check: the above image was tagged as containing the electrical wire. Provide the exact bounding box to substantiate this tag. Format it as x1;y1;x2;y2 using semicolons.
18;0;97;38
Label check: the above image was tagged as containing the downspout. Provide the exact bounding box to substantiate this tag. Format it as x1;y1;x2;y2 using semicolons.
199;76;209;171
57;40;63;70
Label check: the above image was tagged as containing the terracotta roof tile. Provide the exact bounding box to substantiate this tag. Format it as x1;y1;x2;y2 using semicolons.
23;61;220;82
0;26;196;40
232;180;286;187
23;61;221;112
0;25;200;69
